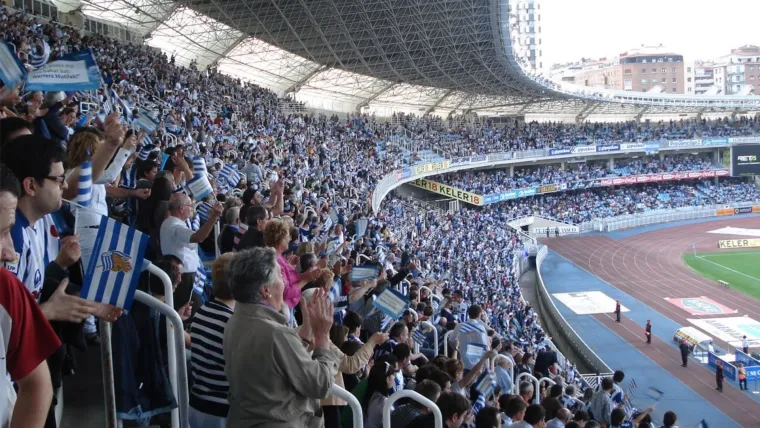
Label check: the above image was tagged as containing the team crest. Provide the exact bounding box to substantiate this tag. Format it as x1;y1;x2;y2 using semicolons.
101;250;133;273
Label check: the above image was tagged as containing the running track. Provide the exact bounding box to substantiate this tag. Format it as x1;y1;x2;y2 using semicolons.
549;216;760;352
548;217;760;426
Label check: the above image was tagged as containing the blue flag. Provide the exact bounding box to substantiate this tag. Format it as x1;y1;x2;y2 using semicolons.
82;217;149;310
186;174;213;201
28;40;50;69
197;201;214;223
133;109;158;133
25;49;102;91
75;159;92;207
193;268;208;296
219;163;241;187
192;156;207;176
412;329;426;346
0;42;27;88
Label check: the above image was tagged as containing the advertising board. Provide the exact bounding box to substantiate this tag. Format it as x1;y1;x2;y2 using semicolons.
730;144;760;176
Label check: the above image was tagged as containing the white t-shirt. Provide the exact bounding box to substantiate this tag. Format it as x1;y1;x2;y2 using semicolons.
3;212;58;301
159;216;200;273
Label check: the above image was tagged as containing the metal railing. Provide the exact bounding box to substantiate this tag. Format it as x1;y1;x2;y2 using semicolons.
331;385;363;428
516;372;541;404
383;390;442;428
100;263;189;428
578;202;760;232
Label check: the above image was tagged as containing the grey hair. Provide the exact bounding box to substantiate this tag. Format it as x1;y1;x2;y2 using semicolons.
225;206;240;224
228;247;279;303
167;193;190;211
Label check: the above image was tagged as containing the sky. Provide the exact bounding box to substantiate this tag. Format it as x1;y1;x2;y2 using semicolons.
540;0;760;68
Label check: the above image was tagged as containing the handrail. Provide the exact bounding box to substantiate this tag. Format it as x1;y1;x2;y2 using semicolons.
419;320;439;357
214;221;221;258
443;330;454;358
331;384;363;428
99;319;117;428
489;354;512;371
538;377;557;388
145;264;183;427
383;389;443;428
133;290;190;428
418;285;442;305
516;372;541;404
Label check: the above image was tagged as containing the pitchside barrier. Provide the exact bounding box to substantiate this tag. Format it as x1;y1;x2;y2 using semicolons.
579;203;760;233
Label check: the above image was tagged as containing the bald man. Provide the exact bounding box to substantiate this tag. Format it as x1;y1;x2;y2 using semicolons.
160;194;222;311
546;408;572;428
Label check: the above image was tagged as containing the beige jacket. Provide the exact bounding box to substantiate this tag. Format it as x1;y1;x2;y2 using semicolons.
224;302;342;428
321;340;375;407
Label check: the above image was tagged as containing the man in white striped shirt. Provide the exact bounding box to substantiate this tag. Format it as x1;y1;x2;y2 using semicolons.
189;253;235;428
449;304;490;371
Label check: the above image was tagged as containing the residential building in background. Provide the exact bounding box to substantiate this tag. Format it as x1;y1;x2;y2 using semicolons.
510;0;543;74
549;45;685;94
692;62;715;94
712;45;760;95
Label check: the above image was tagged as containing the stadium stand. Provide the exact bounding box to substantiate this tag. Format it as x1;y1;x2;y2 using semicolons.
0;3;756;428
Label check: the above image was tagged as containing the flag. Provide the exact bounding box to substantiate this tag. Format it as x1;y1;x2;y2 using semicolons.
219;163;241;187
628;378;637;396
0;42;27;88
133;109;158;133
110;89;132;122
81;217;148;310
186;174;213;201
192;156;207;176
412;329;426;346
645;387;664;402
75;159;92;207
471;393;487;416
354;218;369;237
25;49;102;91
119;165;137;189
197;201;214;222
137;145;160;161
193;268;208;296
28;39;50;69
474;370;498;398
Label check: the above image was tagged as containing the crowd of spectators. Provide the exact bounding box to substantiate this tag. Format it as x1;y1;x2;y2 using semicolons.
0;4;749;428
390;113;760;159
470;180;758;225
432;154;718;195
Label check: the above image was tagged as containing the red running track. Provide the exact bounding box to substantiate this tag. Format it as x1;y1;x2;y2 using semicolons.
549;217;760;352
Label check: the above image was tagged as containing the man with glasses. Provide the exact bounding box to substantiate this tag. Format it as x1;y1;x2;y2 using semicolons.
161;194;222;313
0;135;78;302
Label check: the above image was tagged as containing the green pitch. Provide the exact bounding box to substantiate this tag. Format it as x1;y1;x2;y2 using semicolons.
683;250;760;300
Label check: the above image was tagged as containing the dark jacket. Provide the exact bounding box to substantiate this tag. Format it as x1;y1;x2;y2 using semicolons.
235;227;264;251
41;102;69;145
112;300;177;425
219;224;239;254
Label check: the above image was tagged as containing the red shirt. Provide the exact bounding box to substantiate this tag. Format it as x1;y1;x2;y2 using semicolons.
0;268;61;380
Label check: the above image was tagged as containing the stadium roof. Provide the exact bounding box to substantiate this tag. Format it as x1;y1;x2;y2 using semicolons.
75;0;760;116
